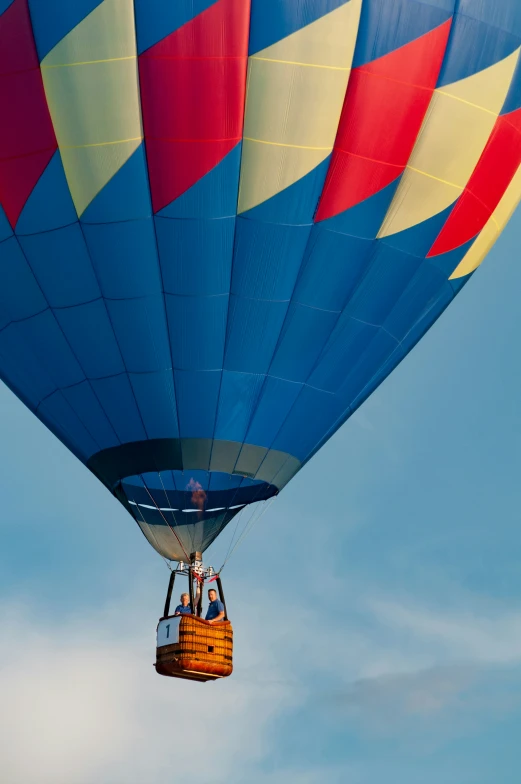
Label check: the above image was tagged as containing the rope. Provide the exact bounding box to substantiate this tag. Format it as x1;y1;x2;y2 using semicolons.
219;497;276;572
139;474;191;563
157;469;186;546
132;495;173;571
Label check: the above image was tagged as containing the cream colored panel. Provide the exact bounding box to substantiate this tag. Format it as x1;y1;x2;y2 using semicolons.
254;0;361;67
239;140;331;214
244;60;350;149
60;141;141;215
379;48;520;238
238;0;362;213
41;0;142;215
42;0;136;64
450;164;521;279
439;48;520;114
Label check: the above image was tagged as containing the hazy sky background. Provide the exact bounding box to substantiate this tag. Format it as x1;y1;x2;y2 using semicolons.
1;209;521;783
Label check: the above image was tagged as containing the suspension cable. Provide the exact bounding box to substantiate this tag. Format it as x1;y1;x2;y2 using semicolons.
139;474;191;563
132;495;174;571
219;496;276;571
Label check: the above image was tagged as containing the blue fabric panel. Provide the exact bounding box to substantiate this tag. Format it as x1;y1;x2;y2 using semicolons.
0;1;15;15
232;219;310;300
156;216;235;296
0;302;11;331
381;206;454;258
166;294;228;370
308;317;378;392
38;391;100;459
384;263;450;341
209;472;244;491
174;369;221;438
428;238;475;277
245;375;303;448
272;385;344;460
28;0;103;60
449;273;471;295
294;229;374;311
0;324;56;407
18;225;100;308
82;220;162;299
158;144;241;220
129;371;179;440
90;374;148;443
335;329;400;404
270;303;339;382
224;296;289;374
214;371;265;443
502;57;521;113
319;178;402;239
438;2;521;87
15;153;77;235
81;145;152;223
61;381;120;450
134;0;218;53
16;310;84;387
136;472;158;489
350;345;407;411
249;0;350;55
457;0;521;33
163;471;180;492
106;296;171;373
352;0;454;69
344;242;419;325
241;158;331;225
0;237;46;319
385;286;454;364
54;300;124;379
0;207;12;242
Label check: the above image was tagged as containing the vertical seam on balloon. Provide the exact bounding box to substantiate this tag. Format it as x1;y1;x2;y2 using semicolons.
131;5;196;561
209;0;253;496
130;0;183;451
132;15;182;452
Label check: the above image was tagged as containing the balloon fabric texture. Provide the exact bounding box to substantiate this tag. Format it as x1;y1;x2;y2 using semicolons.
1;0;521;560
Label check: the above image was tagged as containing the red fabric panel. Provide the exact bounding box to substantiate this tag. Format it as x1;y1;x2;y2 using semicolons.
0;0;57;227
139;0;250;213
428;108;521;256
315;19;452;222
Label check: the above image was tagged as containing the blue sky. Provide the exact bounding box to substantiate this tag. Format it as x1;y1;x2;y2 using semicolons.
2;212;521;783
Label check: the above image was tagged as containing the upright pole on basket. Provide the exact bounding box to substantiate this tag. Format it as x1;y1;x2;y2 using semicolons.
216;575;228;621
163;570;176;618
188;566;195;614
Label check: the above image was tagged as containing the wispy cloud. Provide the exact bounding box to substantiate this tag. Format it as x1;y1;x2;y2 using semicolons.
311;596;521;740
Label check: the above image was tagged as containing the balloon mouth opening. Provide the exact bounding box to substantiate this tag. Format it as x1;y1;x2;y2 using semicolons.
118;473;278;522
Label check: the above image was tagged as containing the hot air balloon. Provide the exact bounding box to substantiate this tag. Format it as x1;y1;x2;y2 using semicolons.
1;0;521;680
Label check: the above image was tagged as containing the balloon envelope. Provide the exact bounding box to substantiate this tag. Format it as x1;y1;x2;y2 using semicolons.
1;0;520;559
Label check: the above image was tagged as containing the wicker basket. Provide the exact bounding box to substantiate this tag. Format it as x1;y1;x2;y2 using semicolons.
156;614;233;682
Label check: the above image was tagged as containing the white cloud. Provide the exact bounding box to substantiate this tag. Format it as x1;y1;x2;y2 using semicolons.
3;584;521;781
369;598;521;665
0;596;302;784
